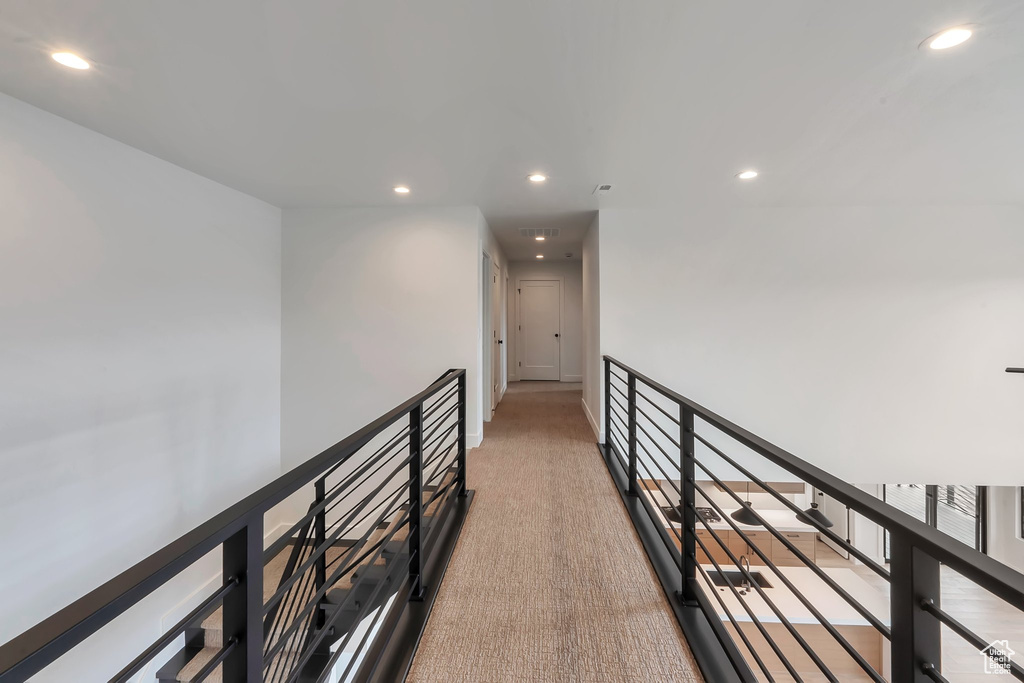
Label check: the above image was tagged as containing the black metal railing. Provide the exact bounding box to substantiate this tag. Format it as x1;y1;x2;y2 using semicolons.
602;356;1024;683
0;369;470;683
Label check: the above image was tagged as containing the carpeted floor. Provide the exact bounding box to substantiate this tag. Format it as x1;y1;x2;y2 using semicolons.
407;382;703;682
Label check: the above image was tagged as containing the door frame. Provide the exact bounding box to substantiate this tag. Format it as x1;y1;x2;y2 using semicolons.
482;251;506;421
514;275;564;381
482;252;493;422
490;259;502;412
501;272;509;396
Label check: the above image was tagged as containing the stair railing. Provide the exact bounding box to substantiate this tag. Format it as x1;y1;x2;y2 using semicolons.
0;368;469;683
603;355;1024;683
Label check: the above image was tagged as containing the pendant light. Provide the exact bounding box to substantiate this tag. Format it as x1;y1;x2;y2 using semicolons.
730;482;764;526
797;490;834;528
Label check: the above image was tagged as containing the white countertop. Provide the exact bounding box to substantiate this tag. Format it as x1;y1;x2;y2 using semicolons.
644;487;818;533
698;564;891;627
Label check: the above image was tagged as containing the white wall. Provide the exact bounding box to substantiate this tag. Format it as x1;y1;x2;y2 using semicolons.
582;215;602;440
599;205;1024;484
282;206;485;471
0;92;282;679
507;260;584;383
988;487;1024;573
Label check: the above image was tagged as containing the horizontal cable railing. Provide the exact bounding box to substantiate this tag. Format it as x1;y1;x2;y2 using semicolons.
603;355;1024;683
0;369;468;683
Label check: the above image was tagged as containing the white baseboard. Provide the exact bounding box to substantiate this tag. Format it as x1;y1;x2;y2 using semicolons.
468;431;482;448
561;374;583;383
582;397;603;442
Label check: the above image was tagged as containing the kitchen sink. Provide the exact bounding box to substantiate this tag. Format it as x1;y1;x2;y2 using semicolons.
708;570;772;589
660;505;683;524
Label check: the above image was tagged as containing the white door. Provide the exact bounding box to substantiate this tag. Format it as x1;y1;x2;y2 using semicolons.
491;262;502;411
819;490;850;559
519;280;560;380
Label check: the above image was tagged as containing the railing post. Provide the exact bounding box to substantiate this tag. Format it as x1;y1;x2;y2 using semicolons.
626;372;638;496
221;516;263;683
889;534;942;682
409;403;426;601
679;408;697;604
457;371;467;497
604;358;611;450
314;478;327;629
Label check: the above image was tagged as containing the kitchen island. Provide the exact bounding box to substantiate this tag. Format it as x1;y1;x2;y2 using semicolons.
699;563;890;681
644;483;822;566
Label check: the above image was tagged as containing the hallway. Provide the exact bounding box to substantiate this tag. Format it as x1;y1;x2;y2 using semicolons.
408;382;702;682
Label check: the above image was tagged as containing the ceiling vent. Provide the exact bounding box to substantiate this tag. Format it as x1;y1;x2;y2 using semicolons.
593;183;613;196
519;228;560;238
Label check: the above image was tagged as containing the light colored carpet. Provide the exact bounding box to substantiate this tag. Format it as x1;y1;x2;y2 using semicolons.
407;382;703;682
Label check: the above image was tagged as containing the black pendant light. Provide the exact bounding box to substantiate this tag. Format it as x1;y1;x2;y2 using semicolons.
731;500;763;526
729;483;764;526
797;491;834;528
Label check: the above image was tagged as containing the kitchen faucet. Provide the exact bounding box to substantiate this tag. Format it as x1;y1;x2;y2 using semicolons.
738;555;751;595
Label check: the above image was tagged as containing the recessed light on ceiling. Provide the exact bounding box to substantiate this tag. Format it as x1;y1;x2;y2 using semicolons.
536;254;544;259
736;170;759;180
393;186;410;194
52;52;90;70
527;174;547;183
925;26;974;50
535;236;545;241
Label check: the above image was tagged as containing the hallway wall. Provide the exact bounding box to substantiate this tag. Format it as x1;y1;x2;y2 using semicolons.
281;206;486;475
599;204;1024;484
0;93;283;678
507;260;584;383
582;214;602;440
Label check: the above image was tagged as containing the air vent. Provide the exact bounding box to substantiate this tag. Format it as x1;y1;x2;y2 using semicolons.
519;228;560;238
593;184;613;196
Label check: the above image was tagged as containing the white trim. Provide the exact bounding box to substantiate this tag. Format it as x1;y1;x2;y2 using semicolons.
562;374;583;383
1018;486;1023;541
467;431;483;448
582;397;603;442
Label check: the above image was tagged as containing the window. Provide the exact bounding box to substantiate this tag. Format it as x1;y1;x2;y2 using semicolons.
883;484;987;560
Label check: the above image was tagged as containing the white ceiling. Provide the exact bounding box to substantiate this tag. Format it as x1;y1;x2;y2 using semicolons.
1;2;1022;260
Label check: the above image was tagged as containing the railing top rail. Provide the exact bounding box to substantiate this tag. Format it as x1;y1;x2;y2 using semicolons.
603;355;1024;607
0;368;465;679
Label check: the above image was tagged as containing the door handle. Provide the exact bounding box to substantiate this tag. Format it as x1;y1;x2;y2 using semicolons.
554;333;559;338
498;340;503;344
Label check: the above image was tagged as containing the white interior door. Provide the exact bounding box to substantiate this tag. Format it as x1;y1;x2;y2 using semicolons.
491;262;501;412
519;280;561;380
819;489;850;559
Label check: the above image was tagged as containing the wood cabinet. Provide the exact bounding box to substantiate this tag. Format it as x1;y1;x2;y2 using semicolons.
771;531;818;566
693;529;817;567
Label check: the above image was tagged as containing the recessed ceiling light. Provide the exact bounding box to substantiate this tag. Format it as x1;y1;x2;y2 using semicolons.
926;26;973;50
527;174;547;183
52;52;90;70
393;186;410;194
536;254;544;259
736;170;759;180
535;236;545;241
